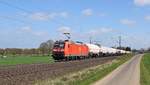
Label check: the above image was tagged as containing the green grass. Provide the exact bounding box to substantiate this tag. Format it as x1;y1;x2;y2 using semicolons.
0;55;54;66
140;53;150;85
35;54;133;85
73;54;133;85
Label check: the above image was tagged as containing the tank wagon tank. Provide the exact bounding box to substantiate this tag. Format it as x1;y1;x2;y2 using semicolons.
85;43;102;57
100;46;114;56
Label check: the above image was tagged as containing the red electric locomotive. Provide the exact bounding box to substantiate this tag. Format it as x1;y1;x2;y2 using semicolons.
52;40;89;60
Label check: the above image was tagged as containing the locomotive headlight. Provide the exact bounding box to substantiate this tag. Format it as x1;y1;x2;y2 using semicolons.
60;49;64;51
53;49;57;52
53;49;64;52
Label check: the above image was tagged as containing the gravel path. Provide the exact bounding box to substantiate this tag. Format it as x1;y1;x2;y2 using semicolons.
93;54;143;85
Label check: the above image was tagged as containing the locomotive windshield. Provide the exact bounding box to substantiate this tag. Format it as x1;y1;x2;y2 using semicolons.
53;41;65;48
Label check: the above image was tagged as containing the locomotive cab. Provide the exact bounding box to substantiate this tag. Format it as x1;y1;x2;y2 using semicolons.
52;40;65;60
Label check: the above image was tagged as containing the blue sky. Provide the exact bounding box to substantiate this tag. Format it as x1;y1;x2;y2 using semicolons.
0;0;150;49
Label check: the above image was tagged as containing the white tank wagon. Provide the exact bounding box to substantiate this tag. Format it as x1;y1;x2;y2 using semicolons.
119;50;126;54
123;50;131;54
100;46;127;56
116;49;131;54
125;51;131;54
85;44;131;57
100;46;108;54
109;48;118;54
85;43;102;57
100;46;115;56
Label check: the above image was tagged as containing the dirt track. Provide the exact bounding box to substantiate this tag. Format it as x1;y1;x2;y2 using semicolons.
93;54;143;85
0;57;117;85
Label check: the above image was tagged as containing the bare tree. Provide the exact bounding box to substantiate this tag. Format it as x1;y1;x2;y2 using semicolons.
39;40;54;55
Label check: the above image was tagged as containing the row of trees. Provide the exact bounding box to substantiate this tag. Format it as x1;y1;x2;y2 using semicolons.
147;48;150;52
131;47;150;53
0;39;137;56
0;40;54;56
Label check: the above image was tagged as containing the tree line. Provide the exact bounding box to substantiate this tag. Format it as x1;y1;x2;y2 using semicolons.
0;39;139;56
0;40;54;56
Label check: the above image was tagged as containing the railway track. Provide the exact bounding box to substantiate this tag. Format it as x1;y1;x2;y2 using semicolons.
0;56;118;85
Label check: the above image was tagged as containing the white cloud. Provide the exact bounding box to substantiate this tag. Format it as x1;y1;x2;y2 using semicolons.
33;31;47;36
145;15;150;20
58;26;71;33
98;13;107;17
21;26;32;32
82;8;93;16
59;12;69;18
87;27;113;36
20;26;48;37
29;12;69;21
100;28;113;33
0;27;51;48
49;13;57;19
120;19;136;26
29;12;50;21
134;0;150;6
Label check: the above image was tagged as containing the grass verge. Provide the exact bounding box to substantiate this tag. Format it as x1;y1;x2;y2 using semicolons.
0;55;54;66
35;54;133;85
140;53;150;85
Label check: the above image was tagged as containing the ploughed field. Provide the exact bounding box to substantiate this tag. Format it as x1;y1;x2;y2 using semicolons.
0;56;117;85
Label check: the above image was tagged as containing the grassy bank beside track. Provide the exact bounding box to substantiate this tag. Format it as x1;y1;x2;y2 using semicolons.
35;54;133;85
140;53;150;85
0;55;54;66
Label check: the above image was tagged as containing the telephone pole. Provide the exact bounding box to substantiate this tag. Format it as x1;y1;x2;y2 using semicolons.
89;36;92;44
119;36;121;48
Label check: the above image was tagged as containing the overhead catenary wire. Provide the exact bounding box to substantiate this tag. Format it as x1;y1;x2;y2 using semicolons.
0;0;67;26
0;15;33;25
0;0;32;13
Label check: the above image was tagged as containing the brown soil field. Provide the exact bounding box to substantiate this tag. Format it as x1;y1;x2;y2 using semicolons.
0;56;117;85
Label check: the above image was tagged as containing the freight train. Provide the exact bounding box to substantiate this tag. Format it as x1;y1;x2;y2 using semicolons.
52;40;130;60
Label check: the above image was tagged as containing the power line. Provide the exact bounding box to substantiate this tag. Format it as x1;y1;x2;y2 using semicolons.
0;1;33;24
0;0;66;26
0;15;32;25
0;0;32;13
